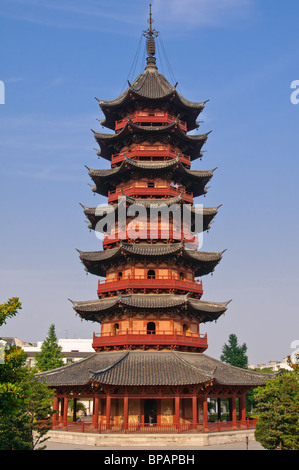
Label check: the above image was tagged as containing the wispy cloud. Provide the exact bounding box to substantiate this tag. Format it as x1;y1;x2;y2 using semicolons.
47;76;66;89
0;0;145;32
4;77;24;83
0;113;98;181
0;0;254;32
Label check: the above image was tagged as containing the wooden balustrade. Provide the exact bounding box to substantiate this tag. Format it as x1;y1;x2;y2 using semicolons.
52;418;257;434
115;112;187;132
97;275;203;295
108;183;193;203
111;146;190;167
102;231;198;247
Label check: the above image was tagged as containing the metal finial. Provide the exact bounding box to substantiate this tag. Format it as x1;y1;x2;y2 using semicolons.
143;4;158;68
148;4;154;32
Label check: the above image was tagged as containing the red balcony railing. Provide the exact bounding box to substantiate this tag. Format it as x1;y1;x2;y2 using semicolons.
115;112;187;132
111;145;191;167
108;183;193;204
92;330;208;351
97;275;203;296
52;418;258;434
102;230;198;247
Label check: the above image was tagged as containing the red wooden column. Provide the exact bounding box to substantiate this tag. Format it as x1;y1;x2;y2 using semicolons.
157;400;161;425
63;397;68;427
232;395;237;428
175;395;180;429
203;395;208;431
106;394;111;430
93;397;99;429
192;395;197;430
240;394;246;424
140;398;145;426
53;395;59;426
124;395;129;431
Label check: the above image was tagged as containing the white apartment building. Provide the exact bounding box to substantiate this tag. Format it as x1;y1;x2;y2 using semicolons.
1;337;94;368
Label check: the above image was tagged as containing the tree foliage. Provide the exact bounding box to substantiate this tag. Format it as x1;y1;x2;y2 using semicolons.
254;367;299;450
35;324;65;372
220;333;248;369
0;297;22;327
0;297;54;450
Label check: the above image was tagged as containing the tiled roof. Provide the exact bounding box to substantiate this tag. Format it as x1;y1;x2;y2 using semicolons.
98;66;206;131
37;350;274;387
77;242;224;277
93;119;210;161
87;156;214;197
70;294;230;324
82;202;219;233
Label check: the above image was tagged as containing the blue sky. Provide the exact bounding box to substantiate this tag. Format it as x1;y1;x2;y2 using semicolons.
0;0;298;365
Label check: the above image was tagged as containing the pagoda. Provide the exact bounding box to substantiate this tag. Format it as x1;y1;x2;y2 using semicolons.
39;9;273;433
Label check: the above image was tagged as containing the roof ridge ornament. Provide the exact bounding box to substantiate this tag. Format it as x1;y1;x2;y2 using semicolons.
143;4;158;69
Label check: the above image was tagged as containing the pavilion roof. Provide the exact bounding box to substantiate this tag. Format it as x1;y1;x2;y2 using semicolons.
82;203;219;233
93;118;210;161
37;350;273;388
69;293;230;324
98;66;206;132
87;155;214;197
77;242;224;278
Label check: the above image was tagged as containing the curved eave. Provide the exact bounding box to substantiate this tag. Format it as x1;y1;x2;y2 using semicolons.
93;119;210;161
182;250;224;277
37;350;276;388
81;203;219;233
99;81;205;113
78;244;223;278
86;159;131;196
69;297;120;322
98;76;206;132
87;157;214;197
187;298;230;323
70;294;231;325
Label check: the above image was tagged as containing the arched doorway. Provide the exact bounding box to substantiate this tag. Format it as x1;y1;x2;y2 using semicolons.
147;322;156;335
144;399;157;425
147;269;156;279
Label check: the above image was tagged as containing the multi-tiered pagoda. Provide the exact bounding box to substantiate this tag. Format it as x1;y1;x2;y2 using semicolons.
39;10;272;433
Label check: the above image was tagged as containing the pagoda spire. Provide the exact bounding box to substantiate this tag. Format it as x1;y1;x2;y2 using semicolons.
143;4;158;69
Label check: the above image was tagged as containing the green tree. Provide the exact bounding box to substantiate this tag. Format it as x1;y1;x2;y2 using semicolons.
35;324;65;372
0;297;22;327
220;333;248;369
0;346;54;450
0;298;54;450
254;369;299;450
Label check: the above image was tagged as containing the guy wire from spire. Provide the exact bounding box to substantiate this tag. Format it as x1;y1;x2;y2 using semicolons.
157;32;180;91
119;33;143;95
